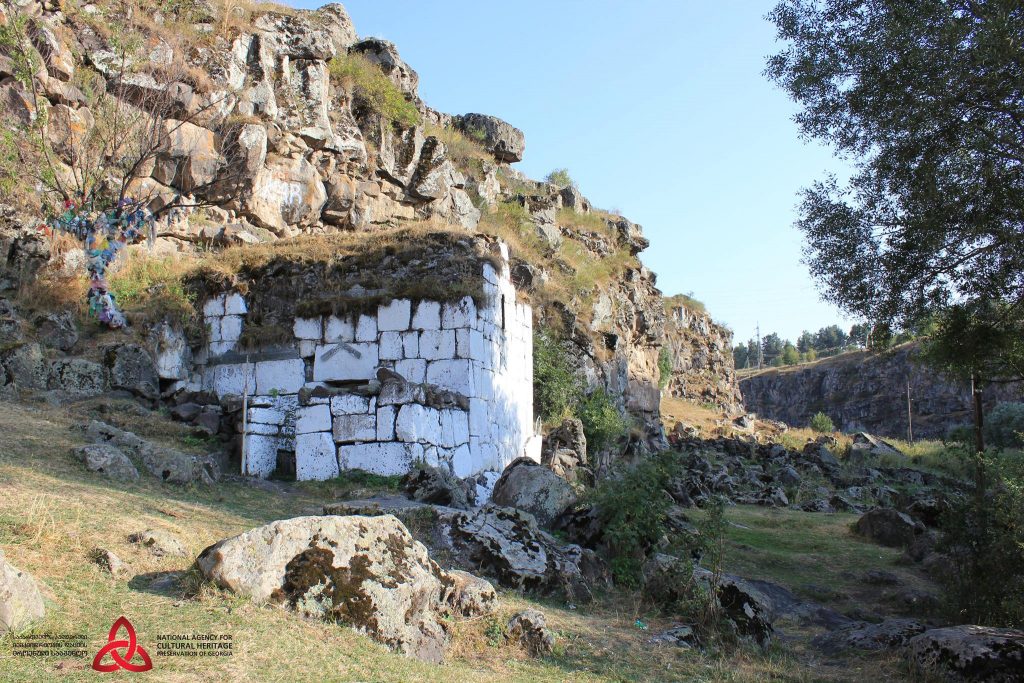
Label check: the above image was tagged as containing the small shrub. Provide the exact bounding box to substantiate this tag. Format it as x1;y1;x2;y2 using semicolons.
809;411;835;433
533;328;582;423
658;347;673;389
328;53;419;127
983;402;1024;449
545;168;575;188
587;451;683;586
578;389;630;454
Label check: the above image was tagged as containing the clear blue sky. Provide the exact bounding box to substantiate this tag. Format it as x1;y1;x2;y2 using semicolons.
290;0;857;345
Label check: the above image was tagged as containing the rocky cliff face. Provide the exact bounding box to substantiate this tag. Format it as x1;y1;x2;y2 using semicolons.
0;0;736;446
739;344;1024;439
662;302;741;413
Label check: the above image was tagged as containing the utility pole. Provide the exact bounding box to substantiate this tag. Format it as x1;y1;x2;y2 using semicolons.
756;323;763;370
906;379;913;443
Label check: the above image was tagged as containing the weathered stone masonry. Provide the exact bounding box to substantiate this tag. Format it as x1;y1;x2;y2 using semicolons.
187;247;536;481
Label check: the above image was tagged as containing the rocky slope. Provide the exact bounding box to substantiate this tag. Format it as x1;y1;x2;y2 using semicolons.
0;0;742;448
662;298;741;413
739;343;1024;439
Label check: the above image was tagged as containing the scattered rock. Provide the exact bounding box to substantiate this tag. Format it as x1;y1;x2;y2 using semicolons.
507;609;554;657
693;567;774;647
862;569;900;586
777;465;801;486
443;569;497;617
491;457;577;527
0;548;45;632
73;444;139;481
907;625;1024;682
88;548;128;576
128;529;187;557
643;555;773;647
86;420;219;485
650;624;701;649
196;514;457;663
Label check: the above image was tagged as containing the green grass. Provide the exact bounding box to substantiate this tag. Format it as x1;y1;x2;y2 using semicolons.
693;505;937;613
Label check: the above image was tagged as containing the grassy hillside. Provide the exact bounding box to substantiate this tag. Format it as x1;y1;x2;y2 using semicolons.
0;396;932;681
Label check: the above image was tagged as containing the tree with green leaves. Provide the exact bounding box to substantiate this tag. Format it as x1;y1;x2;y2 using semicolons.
781;343;800;365
767;0;1024;382
761;332;784;365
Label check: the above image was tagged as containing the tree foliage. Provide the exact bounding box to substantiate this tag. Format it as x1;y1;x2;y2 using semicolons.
767;0;1024;379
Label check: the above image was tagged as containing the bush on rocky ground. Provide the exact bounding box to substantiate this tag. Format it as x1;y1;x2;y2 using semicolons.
534;329;629;457
809;411;835;433
585;451;682;586
937;449;1024;628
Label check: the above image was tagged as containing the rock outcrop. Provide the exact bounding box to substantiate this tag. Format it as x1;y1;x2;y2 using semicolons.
324;498;606;603
663;300;742;413
490;457;577;527
740;343;1024;439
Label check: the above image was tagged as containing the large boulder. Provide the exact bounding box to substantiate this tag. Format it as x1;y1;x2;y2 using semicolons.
446;505;595;603
907;626;1024;682
322;499;602;604
855;508;923;548
245;155;327;234
73;444;139;481
104;344;159;399
196;515;470;663
48;358;106;396
0;549;45;632
491;457;577;527
3;342;48;389
454;113;525;163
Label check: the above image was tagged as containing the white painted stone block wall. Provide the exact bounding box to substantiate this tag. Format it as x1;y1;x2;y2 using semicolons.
192;245;536;483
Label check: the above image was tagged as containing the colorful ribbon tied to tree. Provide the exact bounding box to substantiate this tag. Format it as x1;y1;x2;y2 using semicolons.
47;197;154;329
